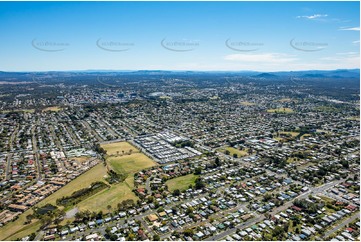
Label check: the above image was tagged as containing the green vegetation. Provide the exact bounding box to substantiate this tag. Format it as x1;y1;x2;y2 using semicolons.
108;152;156;175
106;169;127;184
42;106;62;112
101;141;139;156
166;174;199;192
0;163;108;241
172;140;194;148
278;98;292;102
80;142;156;212
315;106;340;112
56;181;109;207
219;147;248;157
347;116;360;121
240;101;255;106
34;204;58;216
267;108;294;113
1;109;35;114
76;181;138;212
0;142;156;240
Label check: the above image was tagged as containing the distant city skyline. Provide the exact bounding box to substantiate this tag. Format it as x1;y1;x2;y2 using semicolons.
0;1;359;71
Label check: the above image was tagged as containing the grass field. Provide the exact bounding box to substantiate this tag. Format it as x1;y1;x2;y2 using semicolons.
278;98;292;102
108;152;156;175
166;174;199;192
71;156;91;163
240;101;255;106
37;163;108;208
279;131;299;137
287;157;298;163
42;106;62;112
0;210;41;241
101;142;139;156
0;142;157;240
0;164;107;240
347;116;360;121
82;142;156;211
300;134;312;140
274;131;300;141
219;147;248;157
267;108;294;113
76;182;138;212
1;109;35;113
315;106;340;112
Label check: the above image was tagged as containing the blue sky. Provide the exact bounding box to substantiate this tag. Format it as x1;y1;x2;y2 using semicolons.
0;1;359;71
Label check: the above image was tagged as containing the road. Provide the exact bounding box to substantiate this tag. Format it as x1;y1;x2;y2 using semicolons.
31;123;42;180
96;118;119;139
207;179;347;240
145;178;151;194
49;123;64;152
81;120;104;142
207;214;265;241
5;153;12;180
323;212;360;239
321;192;357;207
5;125;18;180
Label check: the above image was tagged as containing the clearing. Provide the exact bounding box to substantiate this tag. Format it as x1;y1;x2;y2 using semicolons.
267;108;294;113
42;106;62;112
108;152;156;175
218;147;249;157
0;142;157;240
101;141;140;156
277;98;292;102
240;101;255;106
166;174;199;192
1;109;35;113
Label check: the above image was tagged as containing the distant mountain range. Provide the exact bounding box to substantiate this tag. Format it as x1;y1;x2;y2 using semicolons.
0;69;359;79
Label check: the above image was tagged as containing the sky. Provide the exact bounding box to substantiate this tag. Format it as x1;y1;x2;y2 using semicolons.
0;1;359;72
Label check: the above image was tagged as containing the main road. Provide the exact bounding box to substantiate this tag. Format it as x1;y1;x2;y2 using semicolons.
207;178;347;241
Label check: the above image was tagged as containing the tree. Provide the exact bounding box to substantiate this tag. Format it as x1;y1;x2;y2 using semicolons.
272;226;285;238
107;204;112;213
195;177;205;189
233;153;238;158
40;215;52;228
26;214;33;223
75;211;84;221
29;233;36;241
127;233;135;241
263;232;272;241
153;234;160;241
173;189;181;196
263;193;272;202
186;207;194;215
194;167;202;175
96;211;103;219
183;228;194;237
215;157;221;167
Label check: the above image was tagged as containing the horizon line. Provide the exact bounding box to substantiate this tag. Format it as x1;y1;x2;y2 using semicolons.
1;68;360;73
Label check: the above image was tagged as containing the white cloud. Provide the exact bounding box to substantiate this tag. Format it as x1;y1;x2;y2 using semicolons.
224;53;297;63
353;40;360;44
339;27;360;31
336;52;359;56
297;14;328;20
